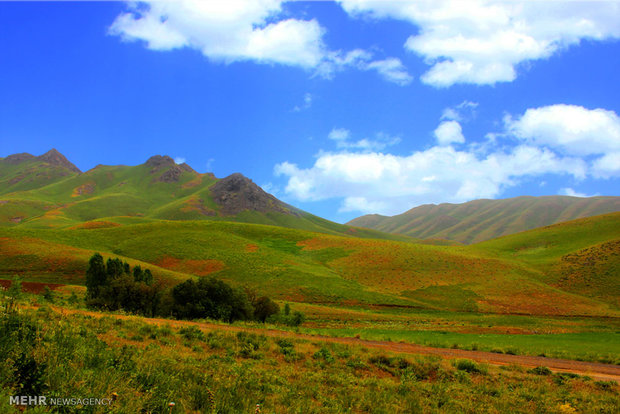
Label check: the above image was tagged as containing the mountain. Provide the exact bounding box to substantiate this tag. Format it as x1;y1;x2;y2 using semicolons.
347;196;620;244
0;149;81;195
0;150;408;241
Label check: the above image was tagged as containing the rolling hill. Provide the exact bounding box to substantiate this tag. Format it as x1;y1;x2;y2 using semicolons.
1;149;618;318
0;150;408;241
347;196;620;244
0;212;618;317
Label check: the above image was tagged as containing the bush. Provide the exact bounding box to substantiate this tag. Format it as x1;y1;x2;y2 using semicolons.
313;346;334;363
179;326;206;342
454;359;487;374
253;296;279;323
528;366;552;376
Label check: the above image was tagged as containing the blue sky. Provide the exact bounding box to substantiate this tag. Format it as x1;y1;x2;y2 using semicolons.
1;1;619;223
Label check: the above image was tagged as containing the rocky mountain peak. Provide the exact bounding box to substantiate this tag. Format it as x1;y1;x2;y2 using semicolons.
210;173;292;216
37;149;81;173
145;155;175;168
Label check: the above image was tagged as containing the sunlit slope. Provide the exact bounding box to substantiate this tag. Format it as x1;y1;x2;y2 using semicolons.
0;149;80;196
348;196;620;243
1;219;616;316
472;212;620;308
1;153;409;241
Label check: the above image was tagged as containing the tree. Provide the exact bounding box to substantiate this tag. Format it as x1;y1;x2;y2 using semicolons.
143;269;153;285
172;277;255;323
133;265;143;282
85;253;106;299
253;296;279;323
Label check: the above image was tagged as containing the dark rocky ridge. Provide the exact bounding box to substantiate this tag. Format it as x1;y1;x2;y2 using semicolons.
4;153;36;164
144;155;199;183
145;155;175;169
210;173;295;216
2;149;80;173
37;149;81;173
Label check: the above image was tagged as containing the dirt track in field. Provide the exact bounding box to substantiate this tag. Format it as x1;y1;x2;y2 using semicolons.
47;306;620;383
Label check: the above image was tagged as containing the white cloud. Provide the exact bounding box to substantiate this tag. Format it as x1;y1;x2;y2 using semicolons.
592;152;620;178
441;101;478;121
560;187;598;198
328;129;400;151
364;58;413;86
338;0;620;87
275;144;585;215
110;1;325;68
110;1;411;84
328;128;351;141
505;104;620;156
174;157;186;164
434;120;465;146
339;196;388;214
318;49;412;85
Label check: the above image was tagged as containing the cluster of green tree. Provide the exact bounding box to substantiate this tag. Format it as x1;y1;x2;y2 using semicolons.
84;254;295;325
85;254;160;316
171;277;273;323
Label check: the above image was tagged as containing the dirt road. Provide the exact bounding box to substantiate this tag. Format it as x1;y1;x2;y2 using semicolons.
44;305;620;383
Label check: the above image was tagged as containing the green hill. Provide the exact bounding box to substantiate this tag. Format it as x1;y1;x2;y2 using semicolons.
0;150;408;241
0;149;80;196
1;150;618;317
472;212;620;308
1;213;618;317
347;196;620;244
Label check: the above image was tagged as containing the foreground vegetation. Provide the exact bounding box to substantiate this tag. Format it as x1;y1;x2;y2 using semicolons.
1;289;618;413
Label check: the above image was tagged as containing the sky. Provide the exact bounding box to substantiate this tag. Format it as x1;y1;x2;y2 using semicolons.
1;0;619;223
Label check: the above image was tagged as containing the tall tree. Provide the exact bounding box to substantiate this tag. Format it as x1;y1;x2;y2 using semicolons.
85;253;106;299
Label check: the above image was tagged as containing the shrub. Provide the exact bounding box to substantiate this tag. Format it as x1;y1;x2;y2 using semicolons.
42;286;54;303
179;326;206;342
313;346;334;363
528;366;552;376
253;296;279;323
454;359;487;374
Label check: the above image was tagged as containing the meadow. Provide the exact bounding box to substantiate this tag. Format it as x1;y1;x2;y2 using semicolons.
1;289;618;413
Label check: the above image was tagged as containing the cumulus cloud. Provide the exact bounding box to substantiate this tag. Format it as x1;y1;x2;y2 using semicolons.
110;1;411;84
275;102;620;215
328;128;351;141
434;120;465;146
110;0;324;67
174;157;186;164
275;144;585;215
338;0;620;87
560;187;598;198
592;152;620;178
505;104;620;156
364;58;413;86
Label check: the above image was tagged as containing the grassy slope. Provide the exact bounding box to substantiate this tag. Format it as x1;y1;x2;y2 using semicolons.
4;299;618;413
348;196;620;244
1;161;411;242
1;214;618;317
471;212;620;308
0;157;78;196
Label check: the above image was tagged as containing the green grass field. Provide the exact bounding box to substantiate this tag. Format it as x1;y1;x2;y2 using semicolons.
1;291;618;413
